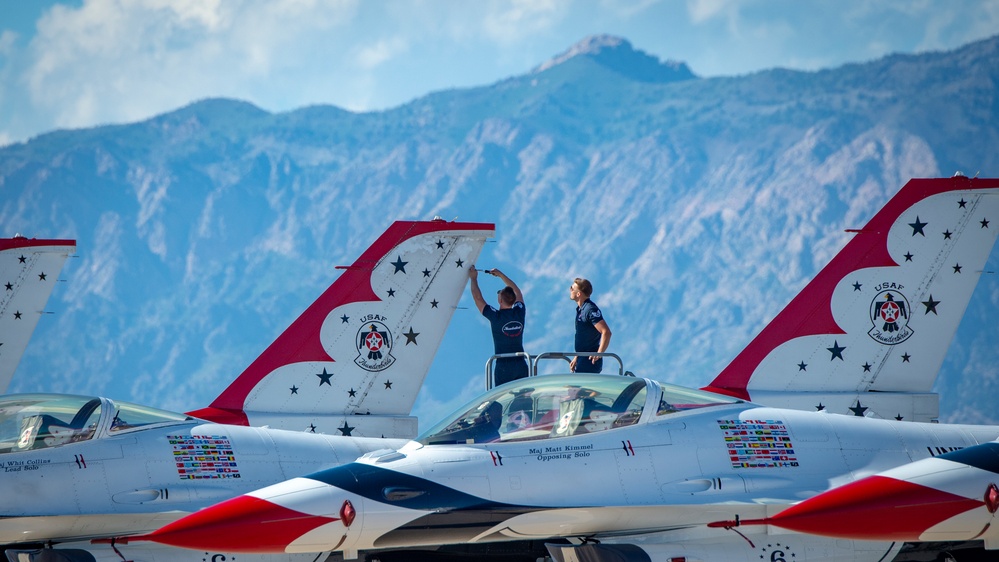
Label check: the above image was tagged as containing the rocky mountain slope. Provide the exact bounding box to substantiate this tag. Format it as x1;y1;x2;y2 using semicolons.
3;34;998;426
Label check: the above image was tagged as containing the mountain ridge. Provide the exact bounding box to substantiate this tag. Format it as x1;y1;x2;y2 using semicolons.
3;34;998;428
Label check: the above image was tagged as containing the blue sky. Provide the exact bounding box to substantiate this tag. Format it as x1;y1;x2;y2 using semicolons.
1;0;997;147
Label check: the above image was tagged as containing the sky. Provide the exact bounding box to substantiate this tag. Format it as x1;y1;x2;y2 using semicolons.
1;0;998;147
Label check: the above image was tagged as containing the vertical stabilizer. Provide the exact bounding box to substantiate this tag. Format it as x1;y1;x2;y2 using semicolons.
704;176;999;421
188;220;494;437
0;236;76;393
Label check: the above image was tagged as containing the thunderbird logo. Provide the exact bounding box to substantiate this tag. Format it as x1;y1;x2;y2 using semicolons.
868;289;913;345
501;320;523;338
355;321;395;371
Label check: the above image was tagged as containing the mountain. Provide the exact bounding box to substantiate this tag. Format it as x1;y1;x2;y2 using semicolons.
3;34;998;427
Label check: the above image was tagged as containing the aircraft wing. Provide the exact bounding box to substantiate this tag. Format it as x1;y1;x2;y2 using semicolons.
467;503;772;542
0;513;185;545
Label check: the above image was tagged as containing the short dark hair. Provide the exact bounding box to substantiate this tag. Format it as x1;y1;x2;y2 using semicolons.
498;286;516;305
573;277;592;297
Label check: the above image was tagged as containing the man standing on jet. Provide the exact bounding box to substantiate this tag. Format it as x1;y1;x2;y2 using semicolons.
569;277;612;373
469;267;528;386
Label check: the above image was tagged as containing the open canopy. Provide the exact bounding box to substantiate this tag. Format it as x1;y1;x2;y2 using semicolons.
419;374;742;445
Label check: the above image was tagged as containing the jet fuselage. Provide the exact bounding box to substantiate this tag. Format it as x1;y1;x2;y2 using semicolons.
0;394;405;544
142;375;999;556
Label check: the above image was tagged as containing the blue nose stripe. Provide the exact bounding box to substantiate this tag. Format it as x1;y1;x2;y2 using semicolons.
306;462;531;511
939;442;999;475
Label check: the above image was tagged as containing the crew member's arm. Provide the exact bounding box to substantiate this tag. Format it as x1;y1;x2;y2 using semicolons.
489;268;524;304
469;266;487;313
590;320;612;364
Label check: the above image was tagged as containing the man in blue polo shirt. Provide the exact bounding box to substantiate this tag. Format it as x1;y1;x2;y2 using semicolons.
569;277;612;373
469;267;528;386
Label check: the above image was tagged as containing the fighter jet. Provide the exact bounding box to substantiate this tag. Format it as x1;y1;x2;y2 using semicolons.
134;176;999;562
0;219;494;562
0;236;76;393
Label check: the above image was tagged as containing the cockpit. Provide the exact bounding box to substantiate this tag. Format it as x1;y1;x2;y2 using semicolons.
0;394;193;453
419;374;742;445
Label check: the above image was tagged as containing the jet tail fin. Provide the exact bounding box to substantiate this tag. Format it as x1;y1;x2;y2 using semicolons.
704;176;999;421
0;236;76;393
188;220;494;437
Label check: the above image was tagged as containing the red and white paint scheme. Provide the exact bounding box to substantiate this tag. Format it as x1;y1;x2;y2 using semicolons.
0;236;75;393
705;177;999;422
736;440;999;546
0;220;492;562
189;219;495;436
131;177;999;562
132;378;999;562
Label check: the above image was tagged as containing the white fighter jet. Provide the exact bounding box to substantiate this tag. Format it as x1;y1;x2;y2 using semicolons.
0;236;76;393
135;176;999;562
0;219;493;562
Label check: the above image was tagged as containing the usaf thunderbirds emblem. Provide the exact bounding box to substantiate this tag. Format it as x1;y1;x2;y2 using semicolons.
868;286;913;345
355;319;395;371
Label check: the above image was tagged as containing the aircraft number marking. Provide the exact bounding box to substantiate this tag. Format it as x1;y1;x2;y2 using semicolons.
758;542;796;562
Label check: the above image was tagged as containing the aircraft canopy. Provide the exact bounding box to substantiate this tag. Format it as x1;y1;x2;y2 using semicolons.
0;393;191;453
420;374;741;445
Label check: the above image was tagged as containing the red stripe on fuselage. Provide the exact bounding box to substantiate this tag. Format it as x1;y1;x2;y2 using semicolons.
145;494;337;553
770;475;983;540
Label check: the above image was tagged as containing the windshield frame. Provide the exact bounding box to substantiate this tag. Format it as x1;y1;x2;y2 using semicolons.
105;399;195;435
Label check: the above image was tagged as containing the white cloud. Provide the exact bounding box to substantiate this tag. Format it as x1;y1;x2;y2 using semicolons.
353;37;409;70
481;0;567;44
915;0;999;54
21;0;359;130
4;0;999;143
0;29;17;54
686;0;730;24
598;0;660;19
